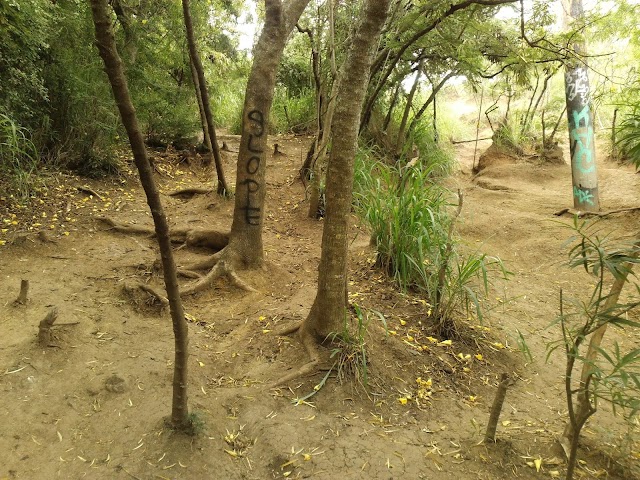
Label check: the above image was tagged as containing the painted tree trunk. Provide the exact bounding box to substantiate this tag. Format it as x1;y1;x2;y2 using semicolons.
182;0;230;195
564;0;599;211
227;0;310;269
89;0;190;429
303;0;391;340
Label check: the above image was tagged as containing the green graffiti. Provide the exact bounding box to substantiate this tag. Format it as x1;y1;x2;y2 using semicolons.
570;106;595;174
573;186;594;206
571;105;590;128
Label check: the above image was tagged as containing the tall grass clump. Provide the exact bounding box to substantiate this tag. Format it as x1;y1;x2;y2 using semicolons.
616;105;640;169
271;87;316;134
354;147;508;338
0;112;42;201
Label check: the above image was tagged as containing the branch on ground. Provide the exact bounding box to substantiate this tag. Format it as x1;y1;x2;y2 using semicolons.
97;216;229;250
554;207;640;218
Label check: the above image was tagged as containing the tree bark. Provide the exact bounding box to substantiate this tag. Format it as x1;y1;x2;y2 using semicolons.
302;0;392;340
182;0;230;195
112;0;137;64
226;0;310;269
89;0;191;430
563;0;599;211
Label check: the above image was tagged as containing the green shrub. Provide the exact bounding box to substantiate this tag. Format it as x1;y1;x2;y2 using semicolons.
271;87;316;134
354;147;508;337
616;106;640;169
0;112;42;200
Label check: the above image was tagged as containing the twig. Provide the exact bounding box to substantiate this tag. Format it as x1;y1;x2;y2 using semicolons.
554;206;640;218
484;373;510;442
77;186;103;201
451;137;492;144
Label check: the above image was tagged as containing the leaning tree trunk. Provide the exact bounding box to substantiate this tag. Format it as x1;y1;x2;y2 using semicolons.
394;58;423;158
563;0;599;211
189;58;211;156
225;0;310;269
302;0;391;340
182;0;230;195
89;0;190;430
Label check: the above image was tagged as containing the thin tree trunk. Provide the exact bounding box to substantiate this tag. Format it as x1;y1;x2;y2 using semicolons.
226;0;310;269
302;0;391;340
189;58;213;162
395;59;423;158
307;0;338;218
407;71;456;135
522;71;540;135
611;108;618;159
383;81;401;132
433;92;438;143
89;0;190;430
182;0;230;195
112;0;137;64
523;66;559;137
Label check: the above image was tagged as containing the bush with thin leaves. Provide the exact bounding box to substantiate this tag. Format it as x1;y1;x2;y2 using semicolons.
271;87;316;134
616;106;640;169
0;112;42;201
354;148;508;337
547;218;640;479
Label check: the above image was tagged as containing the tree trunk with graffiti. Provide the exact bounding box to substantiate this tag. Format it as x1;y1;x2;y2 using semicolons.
564;0;599;211
179;0;311;295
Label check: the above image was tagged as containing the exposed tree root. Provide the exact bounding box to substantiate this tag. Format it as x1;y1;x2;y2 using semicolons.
554;206;640;218
181;250;222;272
100;216;260;296
77;185;103;201
97;216;156;235
97;216;229;250
181;259;257;295
177;269;202;279
270;323;321;388
167;187;215;197
123;282;169;307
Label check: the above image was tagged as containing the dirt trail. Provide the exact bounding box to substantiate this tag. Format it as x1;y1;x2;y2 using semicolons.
0;132;639;479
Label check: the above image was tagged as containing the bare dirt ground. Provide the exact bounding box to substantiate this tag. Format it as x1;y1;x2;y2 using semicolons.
1;130;639;480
